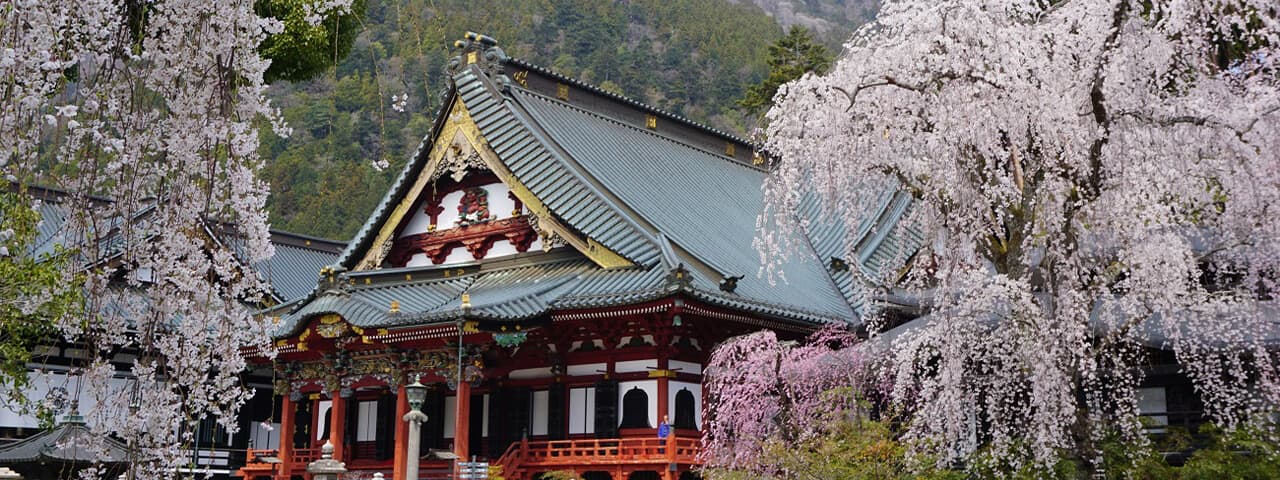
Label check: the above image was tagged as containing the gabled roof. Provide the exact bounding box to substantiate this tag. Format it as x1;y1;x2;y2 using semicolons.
254;231;345;301
279;34;923;335
0;414;128;466
18;185;344;303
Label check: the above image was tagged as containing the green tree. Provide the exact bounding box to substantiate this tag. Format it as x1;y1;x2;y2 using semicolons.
256;0;369;83
738;26;832;115
0;191;81;425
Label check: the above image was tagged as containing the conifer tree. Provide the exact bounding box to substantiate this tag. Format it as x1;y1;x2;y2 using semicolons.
738;26;832;115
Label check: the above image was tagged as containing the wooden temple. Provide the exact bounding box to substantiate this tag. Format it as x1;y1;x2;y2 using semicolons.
236;32;918;480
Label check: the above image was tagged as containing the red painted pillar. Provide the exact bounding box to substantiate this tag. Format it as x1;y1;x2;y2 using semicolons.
329;391;347;462
393;386;409;480
277;394;295;480
454;381;472;463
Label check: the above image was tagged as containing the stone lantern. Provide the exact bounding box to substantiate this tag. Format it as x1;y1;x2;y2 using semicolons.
306;441;346;480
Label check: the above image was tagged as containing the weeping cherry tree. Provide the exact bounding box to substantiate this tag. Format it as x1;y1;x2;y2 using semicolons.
0;0;350;477
757;0;1280;472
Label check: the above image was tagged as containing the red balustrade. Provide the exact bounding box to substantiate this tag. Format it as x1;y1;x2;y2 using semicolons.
497;435;702;480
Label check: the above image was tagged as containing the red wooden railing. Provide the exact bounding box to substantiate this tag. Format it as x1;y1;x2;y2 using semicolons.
496;435;701;480
237;446;325;478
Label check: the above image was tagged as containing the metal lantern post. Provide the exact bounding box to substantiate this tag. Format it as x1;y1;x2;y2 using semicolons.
455;293;472;477
403;376;429;480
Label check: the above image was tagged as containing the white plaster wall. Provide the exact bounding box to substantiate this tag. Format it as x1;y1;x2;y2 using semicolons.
509;367;554;380
483;183;518;220
530;390;549;436
668;381;702;429
669;360;702;375
566;363;607;377
482;394;490;437
617;380;658;429
486;239;518;259
615;359;657;374
443;395;457;438
405;252;432;267
400;203;437;238
433;189;466;231
440;246;472;265
316;400;331;441
356;400;379;441
0;372;129;428
400;182;521;238
569;387;596;434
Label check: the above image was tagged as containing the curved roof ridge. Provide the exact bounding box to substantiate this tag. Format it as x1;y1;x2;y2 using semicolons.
503;57;764;153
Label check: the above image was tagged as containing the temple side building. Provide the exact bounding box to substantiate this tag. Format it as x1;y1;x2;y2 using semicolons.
0;186;347;477
237;33;919;480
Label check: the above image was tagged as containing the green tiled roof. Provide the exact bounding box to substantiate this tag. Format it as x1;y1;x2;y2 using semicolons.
459;68;662;266
253;232;345;301
274;47;924;337
501;85;851;318
23;188;344;303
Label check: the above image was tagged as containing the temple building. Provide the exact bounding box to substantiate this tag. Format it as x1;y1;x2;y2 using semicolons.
0;186;347;478
235;33;918;480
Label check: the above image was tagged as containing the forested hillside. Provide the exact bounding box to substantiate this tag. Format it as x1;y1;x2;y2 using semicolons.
262;0;868;239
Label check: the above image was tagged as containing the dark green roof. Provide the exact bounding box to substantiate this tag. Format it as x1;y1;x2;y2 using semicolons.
272;250;851;337
279;42;922;336
254;232;345;301
0;415;128;465
23;187;344;303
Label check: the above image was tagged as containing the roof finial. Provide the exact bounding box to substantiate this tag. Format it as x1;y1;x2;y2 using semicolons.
447;32;508;86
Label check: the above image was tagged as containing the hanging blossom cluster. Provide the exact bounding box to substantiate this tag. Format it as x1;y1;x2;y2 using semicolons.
0;1;342;478
757;0;1280;471
701;326;863;473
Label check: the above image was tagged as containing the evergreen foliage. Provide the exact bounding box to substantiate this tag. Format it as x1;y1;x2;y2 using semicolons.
738;26;833;115
256;0;370;83
0;191;80;424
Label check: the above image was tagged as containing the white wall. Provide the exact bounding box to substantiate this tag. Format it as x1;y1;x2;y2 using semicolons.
316;400;331;441
440;246;473;265
566;363;607;377
487;239;518;259
530;390;549;436
356;400;378;442
509;367;554;380
481;394;490;437
615;359;657;374
0;371;130;429
401;182;519;237
405;252;432;267
617;380;658;429
569;387;596;434
669;360;702;375
443;395;457;438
